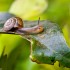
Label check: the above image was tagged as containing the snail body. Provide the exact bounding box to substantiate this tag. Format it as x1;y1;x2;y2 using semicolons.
16;24;44;34
3;17;44;34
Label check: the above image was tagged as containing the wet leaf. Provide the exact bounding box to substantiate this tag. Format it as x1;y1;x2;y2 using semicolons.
25;21;70;68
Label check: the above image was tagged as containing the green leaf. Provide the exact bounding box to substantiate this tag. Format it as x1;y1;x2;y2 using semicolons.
0;13;70;68
27;21;70;68
43;0;70;25
6;38;30;70
0;0;14;11
9;0;48;20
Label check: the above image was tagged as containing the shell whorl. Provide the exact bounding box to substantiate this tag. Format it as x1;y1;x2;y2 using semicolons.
3;17;23;31
3;17;16;31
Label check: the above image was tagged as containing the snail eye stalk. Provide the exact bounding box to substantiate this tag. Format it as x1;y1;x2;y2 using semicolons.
38;17;40;25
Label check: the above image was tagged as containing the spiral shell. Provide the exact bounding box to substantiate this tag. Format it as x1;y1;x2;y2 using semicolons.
3;17;23;31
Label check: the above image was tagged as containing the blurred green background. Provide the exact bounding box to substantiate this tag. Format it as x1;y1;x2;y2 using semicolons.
0;0;70;70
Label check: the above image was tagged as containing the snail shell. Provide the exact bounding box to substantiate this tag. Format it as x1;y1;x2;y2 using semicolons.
3;17;23;31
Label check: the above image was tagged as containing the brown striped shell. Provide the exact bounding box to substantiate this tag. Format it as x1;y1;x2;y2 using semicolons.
3;17;23;31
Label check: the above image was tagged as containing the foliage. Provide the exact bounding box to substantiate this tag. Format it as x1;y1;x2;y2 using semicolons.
0;0;70;70
0;0;14;11
9;0;48;20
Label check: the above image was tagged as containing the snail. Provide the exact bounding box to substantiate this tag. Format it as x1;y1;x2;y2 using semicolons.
3;17;44;34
